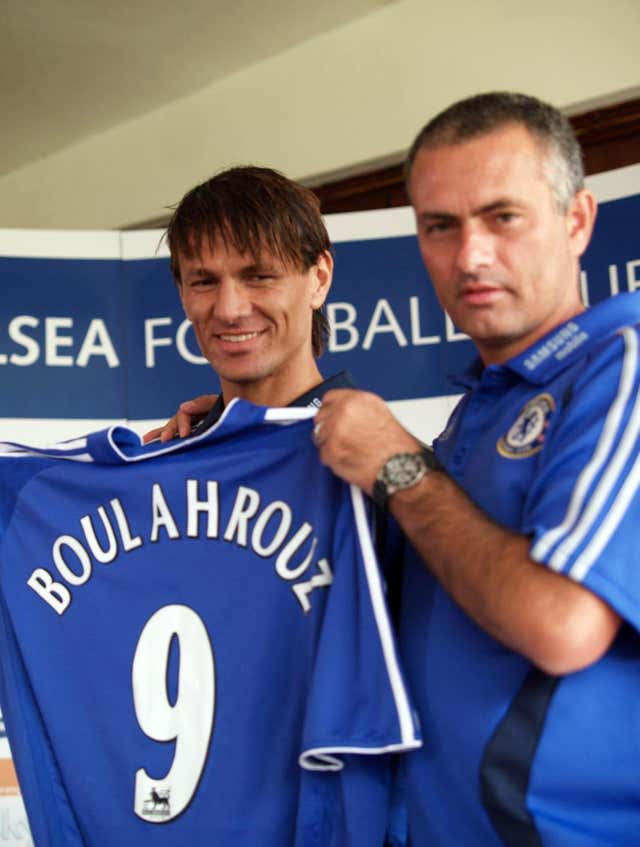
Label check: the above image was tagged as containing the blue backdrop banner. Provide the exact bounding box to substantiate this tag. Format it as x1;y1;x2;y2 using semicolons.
1;164;639;446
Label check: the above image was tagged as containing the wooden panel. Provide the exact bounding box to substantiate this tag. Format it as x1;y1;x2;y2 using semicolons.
573;98;640;176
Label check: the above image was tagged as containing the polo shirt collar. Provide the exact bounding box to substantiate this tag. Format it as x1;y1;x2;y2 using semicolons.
453;292;640;389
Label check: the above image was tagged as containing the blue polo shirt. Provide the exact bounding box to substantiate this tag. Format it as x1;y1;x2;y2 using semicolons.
400;292;640;846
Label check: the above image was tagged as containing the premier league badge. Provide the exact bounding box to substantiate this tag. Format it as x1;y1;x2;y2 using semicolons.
497;393;555;458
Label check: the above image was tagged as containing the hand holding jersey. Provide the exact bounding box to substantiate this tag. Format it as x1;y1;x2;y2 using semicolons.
312;390;421;495
316;382;620;676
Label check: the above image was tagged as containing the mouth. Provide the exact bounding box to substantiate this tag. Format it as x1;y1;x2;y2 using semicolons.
211;328;269;355
217;331;262;343
459;284;504;306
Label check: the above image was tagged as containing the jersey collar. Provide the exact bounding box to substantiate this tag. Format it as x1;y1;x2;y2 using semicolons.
455;293;640;389
192;370;355;435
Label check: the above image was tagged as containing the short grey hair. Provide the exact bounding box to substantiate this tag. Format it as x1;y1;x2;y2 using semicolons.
405;92;584;212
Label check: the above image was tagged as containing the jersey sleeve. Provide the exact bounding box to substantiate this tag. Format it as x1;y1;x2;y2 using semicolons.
525;325;640;629
299;485;421;770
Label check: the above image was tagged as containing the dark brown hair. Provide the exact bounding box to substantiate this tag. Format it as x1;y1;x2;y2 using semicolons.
166;166;331;356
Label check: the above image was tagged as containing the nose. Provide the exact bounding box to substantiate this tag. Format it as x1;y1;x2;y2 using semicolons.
213;279;252;323
455;224;494;275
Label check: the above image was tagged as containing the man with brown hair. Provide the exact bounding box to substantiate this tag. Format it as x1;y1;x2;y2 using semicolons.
145;165;354;443
0;165;417;847
141;167;413;846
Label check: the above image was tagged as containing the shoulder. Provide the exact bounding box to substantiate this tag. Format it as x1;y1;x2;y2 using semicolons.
570;320;640;404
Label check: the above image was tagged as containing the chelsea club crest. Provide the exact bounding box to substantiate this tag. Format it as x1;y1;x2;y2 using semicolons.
497;393;555;458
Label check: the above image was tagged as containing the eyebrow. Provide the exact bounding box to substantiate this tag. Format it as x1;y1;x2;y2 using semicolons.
187;267;213;277
181;266;217;282
183;260;278;280
418;198;524;220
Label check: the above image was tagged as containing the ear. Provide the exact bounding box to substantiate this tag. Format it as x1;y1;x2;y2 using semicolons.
309;250;333;308
566;188;597;259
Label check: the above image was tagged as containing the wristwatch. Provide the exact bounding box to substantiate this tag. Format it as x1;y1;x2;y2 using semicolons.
372;447;441;511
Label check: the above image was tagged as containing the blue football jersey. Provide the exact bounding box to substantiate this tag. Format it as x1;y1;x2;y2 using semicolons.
0;399;420;847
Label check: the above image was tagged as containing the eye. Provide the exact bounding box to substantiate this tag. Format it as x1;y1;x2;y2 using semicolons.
495;211;519;224
423;220;452;237
188;276;217;289
246;271;277;283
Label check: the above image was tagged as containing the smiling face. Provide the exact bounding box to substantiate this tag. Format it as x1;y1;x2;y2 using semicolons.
177;239;332;407
409;123;596;365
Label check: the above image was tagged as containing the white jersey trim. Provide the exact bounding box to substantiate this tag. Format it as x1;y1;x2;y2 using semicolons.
351;486;418;740
0;436;92;462
0;403;318;464
297;486;421;771
300;740;422;772
570;448;640;581
105;400;243;461
264;407;316;422
106;401;317;463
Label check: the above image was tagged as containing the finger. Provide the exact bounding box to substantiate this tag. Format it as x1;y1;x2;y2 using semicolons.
312;420;324;446
177;394;219;438
176;410;195;439
144;394;219;444
182;394;218;414
159;418;180;443
142;426;164;444
320;388;353;406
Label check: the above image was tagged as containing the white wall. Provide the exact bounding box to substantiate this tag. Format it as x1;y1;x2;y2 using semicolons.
1;0;638;229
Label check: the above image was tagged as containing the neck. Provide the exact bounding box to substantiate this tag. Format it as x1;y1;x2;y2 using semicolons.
479;302;586;367
220;362;324;408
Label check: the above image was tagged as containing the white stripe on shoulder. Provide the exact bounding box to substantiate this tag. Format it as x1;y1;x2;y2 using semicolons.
45;437;89;452
0;444;30;455
569;449;640;581
0;451;93;462
350;485;417;746
559;367;640;575
532;327;639;570
0;436;92;462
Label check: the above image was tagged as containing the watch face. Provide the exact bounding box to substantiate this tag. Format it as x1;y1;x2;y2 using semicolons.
374;451;429;508
384;453;423;487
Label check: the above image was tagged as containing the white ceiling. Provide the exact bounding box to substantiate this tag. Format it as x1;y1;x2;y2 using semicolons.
1;0;393;177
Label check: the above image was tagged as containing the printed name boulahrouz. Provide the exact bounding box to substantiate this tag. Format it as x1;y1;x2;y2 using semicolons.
26;480;333;616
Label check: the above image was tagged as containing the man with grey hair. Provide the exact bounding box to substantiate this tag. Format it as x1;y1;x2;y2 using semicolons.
405;91;585;212
316;91;640;845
